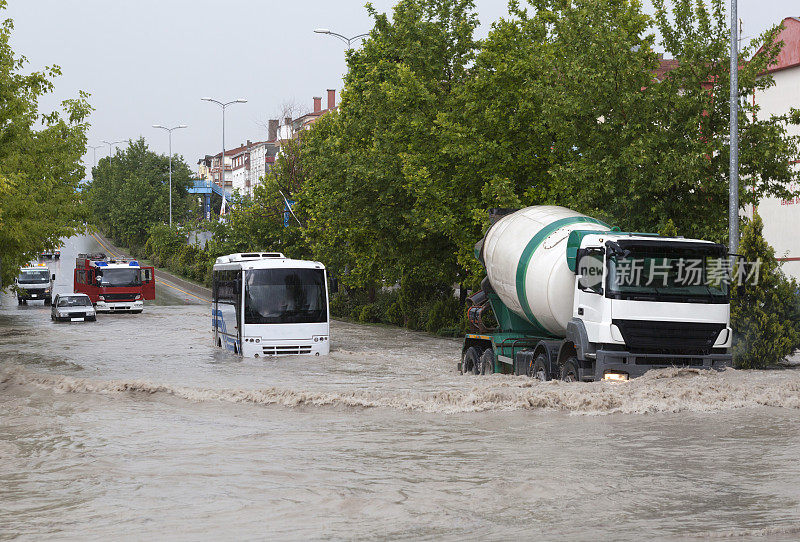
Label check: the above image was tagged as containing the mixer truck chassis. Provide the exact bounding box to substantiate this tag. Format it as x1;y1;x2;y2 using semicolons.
461;206;733;382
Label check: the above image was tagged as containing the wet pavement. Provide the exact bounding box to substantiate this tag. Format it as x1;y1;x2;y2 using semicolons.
2;235;800;540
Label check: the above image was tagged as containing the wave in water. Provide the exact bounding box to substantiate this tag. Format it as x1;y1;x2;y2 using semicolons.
2;363;800;415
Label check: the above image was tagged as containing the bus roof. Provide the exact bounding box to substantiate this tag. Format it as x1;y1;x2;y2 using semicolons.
213;254;325;271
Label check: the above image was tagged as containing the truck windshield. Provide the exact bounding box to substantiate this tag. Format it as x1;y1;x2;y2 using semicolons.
99;268;141;287
607;245;729;303
18;270;49;283
244;268;327;324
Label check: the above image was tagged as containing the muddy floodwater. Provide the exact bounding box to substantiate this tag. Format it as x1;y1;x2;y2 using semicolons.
2;235;800;540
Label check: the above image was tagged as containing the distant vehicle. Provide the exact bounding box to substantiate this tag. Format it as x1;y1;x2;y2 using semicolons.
16;264;55;305
51;293;96;322
73;253;155;313
40;249;61;259
212;252;330;357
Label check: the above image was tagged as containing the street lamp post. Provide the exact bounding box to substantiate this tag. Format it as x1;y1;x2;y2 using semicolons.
729;0;739;253
201;97;247;217
152;124;188;226
101;139;125;157
313;28;369;49
88;145;103;167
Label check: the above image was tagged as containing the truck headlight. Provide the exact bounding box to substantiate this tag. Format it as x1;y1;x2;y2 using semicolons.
603;371;629;382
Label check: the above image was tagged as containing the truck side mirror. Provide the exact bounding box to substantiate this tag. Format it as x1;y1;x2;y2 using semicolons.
51;274;56;281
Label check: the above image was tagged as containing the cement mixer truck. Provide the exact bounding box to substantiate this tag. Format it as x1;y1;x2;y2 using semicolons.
461;206;733;381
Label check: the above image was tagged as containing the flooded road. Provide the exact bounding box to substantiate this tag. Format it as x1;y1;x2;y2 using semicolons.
2;235;800;540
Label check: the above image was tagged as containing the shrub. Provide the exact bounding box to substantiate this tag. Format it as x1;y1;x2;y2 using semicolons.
731;213;800;368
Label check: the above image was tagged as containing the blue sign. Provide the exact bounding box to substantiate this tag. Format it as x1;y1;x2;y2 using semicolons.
284;199;295;228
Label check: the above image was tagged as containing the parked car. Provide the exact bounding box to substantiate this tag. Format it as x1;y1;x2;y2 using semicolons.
51;293;96;322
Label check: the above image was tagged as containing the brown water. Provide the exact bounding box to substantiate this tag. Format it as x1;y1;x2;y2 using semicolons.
2;235;800;540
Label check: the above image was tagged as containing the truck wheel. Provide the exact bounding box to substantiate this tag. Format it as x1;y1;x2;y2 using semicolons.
561;358;580;382
44;297;51;306
462;347;480;375
480;348;494;375
531;354;550;381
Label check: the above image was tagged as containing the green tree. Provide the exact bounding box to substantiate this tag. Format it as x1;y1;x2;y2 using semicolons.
0;1;91;287
730;213;800;368
299;0;480;297
87;137;193;249
458;0;798;245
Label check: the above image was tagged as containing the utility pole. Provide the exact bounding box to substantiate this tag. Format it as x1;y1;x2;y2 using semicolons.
729;0;739;253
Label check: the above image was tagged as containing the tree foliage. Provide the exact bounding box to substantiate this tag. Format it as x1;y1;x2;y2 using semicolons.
87;137;193;249
731;213;800;368
299;0;480;295
0;1;91;287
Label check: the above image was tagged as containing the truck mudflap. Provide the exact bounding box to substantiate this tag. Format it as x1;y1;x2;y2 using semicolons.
592;350;733;381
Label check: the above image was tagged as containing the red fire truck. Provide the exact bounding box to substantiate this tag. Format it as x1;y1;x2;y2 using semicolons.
74;253;156;312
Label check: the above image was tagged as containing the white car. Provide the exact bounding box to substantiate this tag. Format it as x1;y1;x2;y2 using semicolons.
51;293;96;322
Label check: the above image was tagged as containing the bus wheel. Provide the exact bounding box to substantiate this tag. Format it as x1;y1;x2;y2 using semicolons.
561;358;580;383
462;347;480;375
480;348;494;375
532;354;550;381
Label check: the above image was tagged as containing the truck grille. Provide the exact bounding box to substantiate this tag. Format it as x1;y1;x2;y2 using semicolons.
613;319;725;354
103;293;136;301
262;345;312;356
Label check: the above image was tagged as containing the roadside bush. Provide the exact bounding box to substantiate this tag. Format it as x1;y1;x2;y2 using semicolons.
328;283;466;335
731;213;800;368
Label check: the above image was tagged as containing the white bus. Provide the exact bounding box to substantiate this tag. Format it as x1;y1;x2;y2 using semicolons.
212;252;330;357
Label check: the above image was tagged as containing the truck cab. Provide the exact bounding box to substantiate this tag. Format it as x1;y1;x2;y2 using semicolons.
568;232;732;381
73;254;156;312
16;264;55;305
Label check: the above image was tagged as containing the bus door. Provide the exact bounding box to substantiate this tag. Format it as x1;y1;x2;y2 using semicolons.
142;267;156;300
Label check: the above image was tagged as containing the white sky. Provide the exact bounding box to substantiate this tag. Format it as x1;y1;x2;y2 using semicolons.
3;0;796;179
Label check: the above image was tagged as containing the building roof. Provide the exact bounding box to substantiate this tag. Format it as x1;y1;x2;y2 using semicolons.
761;17;800;73
654;59;680;81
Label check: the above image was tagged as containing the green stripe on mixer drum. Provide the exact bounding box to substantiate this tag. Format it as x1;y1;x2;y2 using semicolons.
515;216;608;333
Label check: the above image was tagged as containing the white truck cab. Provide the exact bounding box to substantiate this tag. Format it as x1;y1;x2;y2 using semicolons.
16;264;55;305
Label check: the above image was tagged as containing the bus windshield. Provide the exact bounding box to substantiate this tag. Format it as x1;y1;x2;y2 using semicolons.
19;270;50;283
244;268;327;324
99;268;141;287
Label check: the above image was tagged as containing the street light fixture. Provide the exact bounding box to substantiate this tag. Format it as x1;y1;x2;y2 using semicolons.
101;139;125;157
152;124;188;226
201;97;247;217
314;28;369;49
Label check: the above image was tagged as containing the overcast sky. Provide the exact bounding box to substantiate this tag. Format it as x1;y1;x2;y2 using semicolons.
4;0;796;179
